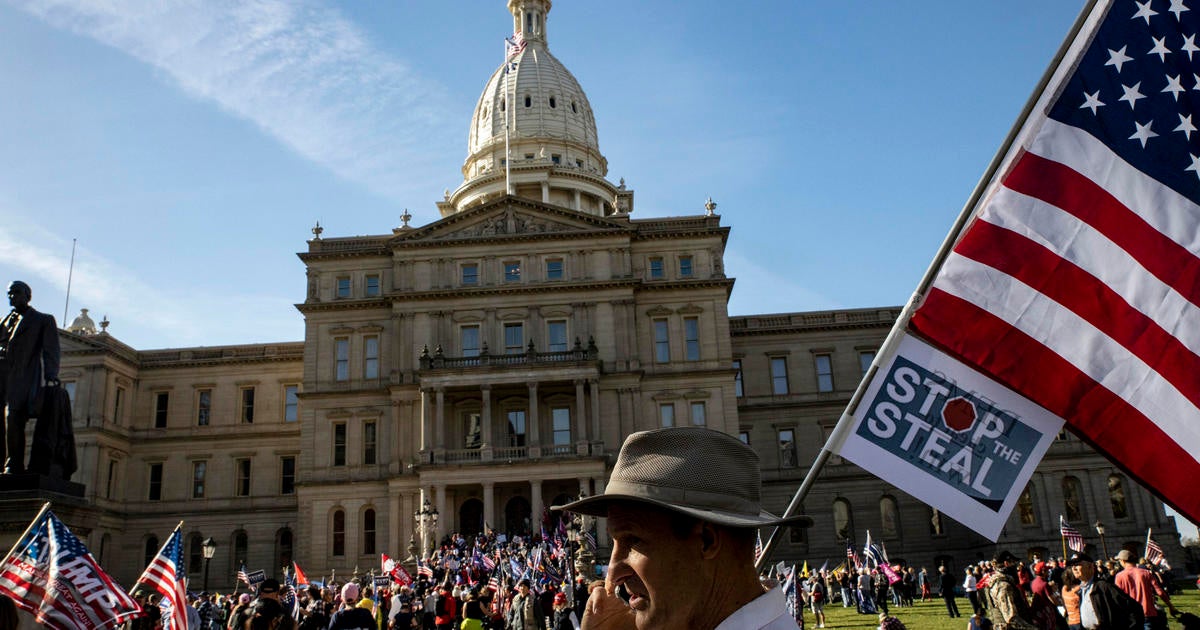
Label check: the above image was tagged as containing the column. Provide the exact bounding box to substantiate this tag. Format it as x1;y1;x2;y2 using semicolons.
530;480;544;532
481;385;493;461
573;189;582;211
483;482;496;532
389;488;402;559
528;382;540;457
589;379;602;452
435;484;448;540
541;181;550;202
574;379;588;453
421;389;433;453
435;387;446;451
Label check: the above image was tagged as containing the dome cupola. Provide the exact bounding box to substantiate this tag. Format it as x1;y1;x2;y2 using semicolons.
441;0;633;217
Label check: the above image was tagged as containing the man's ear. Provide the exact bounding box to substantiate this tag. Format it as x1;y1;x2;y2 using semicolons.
697;522;721;560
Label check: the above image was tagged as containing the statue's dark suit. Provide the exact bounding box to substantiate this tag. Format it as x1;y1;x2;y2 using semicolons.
0;306;59;473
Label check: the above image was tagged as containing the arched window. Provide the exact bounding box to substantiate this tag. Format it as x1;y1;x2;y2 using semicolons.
333;509;346;556
880;496;901;539
1062;476;1084;522
144;536;159;568
833;498;854;543
362;508;376;555
233;531;248;568
1018;484;1038;525
188;534;203;574
277;528;293;570
929;508;944;535
524;95;532;108
1108;474;1129;519
549;96;557;108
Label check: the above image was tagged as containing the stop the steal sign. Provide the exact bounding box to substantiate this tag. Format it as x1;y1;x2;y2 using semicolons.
839;334;1064;540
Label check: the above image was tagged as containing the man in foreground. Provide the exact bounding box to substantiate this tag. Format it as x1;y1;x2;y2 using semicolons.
1113;549;1176;630
555;426;812;630
1068;552;1142;630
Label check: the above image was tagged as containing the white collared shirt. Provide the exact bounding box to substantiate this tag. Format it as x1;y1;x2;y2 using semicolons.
715;588;800;630
1079;579;1099;629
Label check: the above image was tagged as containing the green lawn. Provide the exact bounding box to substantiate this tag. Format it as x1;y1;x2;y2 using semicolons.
800;585;1200;629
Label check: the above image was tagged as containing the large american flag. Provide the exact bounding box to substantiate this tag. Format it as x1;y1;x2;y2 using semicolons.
908;0;1200;524
0;507;141;630
133;527;187;630
1060;516;1086;553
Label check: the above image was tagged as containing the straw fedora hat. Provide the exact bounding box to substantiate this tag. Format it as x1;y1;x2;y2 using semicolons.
555;426;812;528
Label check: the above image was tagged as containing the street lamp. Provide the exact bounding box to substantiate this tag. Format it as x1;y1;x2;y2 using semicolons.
201;537;217;592
415;499;440;557
568;493;595;578
1094;521;1108;559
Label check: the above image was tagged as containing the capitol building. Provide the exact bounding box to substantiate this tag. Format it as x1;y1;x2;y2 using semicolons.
35;0;1181;588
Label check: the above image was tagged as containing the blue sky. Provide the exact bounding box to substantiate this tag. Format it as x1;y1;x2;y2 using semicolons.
3;0;1195;539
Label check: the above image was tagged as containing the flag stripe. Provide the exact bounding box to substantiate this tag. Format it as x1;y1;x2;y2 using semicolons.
926;253;1200;464
978;186;1200;355
911;288;1200;520
1003;149;1200;307
951;218;1200;410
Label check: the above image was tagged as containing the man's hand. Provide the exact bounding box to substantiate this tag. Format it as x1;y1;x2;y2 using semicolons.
581;580;635;630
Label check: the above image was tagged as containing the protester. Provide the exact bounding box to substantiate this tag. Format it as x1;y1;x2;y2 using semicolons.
550;591;580;630
939;566;961;619
988;551;1036;630
968;608;994;630
1067;552;1142;630
555;426;813;630
327;583;377;630
1113;549;1177;629
963;567;979;616
1060;569;1082;630
506;579;542;630
809;575;827;629
1028;562;1060;630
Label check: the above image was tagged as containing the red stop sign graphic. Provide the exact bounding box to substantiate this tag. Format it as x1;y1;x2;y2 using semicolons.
942;396;977;432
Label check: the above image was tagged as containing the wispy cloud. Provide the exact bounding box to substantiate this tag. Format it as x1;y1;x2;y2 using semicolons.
724;249;841;316
12;0;457;202
0;206;299;348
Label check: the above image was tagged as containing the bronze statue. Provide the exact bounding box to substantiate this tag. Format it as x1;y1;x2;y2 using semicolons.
0;281;61;475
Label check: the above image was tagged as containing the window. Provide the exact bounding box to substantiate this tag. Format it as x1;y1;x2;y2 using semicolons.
733;360;744;397
236;458;251;497
1017;484;1037;525
524;95;531;108
880;496;901;539
64;381;77;405
335;338;349;381
546;259;564;280
332;510;345;556
363;420;377;465
930;507;946;535
547;321;568;352
364;336;379;379
551;153;561;164
690;402;706;426
462;264;479;285
507;410;527;447
197;389;211;426
571;101;578;113
504;323;524;354
234;531;248;567
365;274;380;297
464;413;482;449
154;392;169;428
148;463;163;501
654;320;670;363
815;354;834;392
684;317;700;361
113;386;124;423
859;350;876;376
833;498;854;542
659;404;675;428
461;325;481;357
504;262;521;282
552;407;571;445
549;96;557;109
333;423;347;466
789;505;808;544
1062;476;1084;522
771;357;790;395
105;458;117;499
649;257;664;279
144;537;158;568
1108;474;1128;519
363;508;377;555
280;456;296;495
188;535;203;572
192;461;207;498
284;385;299;422
779;429;797;467
336;276;351;298
240;387;255;424
679;255;694;277
738;430;750;444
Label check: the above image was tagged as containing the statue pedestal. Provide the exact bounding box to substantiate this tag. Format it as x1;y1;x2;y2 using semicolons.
0;473;85;498
0;475;91;555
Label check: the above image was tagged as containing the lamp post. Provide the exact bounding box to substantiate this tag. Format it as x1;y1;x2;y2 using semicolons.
415;498;440;557
1094;521;1108;559
201;537;217;592
569;494;595;578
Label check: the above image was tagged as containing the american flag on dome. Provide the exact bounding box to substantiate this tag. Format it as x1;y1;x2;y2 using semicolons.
505;31;526;61
133;525;188;630
0;505;142;630
1061;516;1086;553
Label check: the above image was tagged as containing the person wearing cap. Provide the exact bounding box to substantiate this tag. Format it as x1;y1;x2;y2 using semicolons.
328;583;377;630
987;551;1035;630
551;591;580;630
1113;549;1176;629
555;426;812;630
1066;552;1142;630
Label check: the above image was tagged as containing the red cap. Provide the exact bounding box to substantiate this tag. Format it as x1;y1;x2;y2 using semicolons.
553;592;567;605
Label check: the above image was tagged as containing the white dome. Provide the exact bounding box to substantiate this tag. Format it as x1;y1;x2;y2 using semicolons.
445;0;625;217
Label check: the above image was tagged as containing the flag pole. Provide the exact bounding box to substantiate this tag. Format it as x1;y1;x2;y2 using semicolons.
1144;527;1152;561
63;238;77;324
0;502;51;567
755;0;1104;570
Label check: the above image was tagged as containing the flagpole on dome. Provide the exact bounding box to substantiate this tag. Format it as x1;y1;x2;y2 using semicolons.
754;0;1104;571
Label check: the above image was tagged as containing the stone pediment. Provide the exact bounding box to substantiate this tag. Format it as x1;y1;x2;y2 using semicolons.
392;196;629;245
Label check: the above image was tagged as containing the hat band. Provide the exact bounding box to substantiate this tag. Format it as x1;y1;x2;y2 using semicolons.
604;478;761;517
